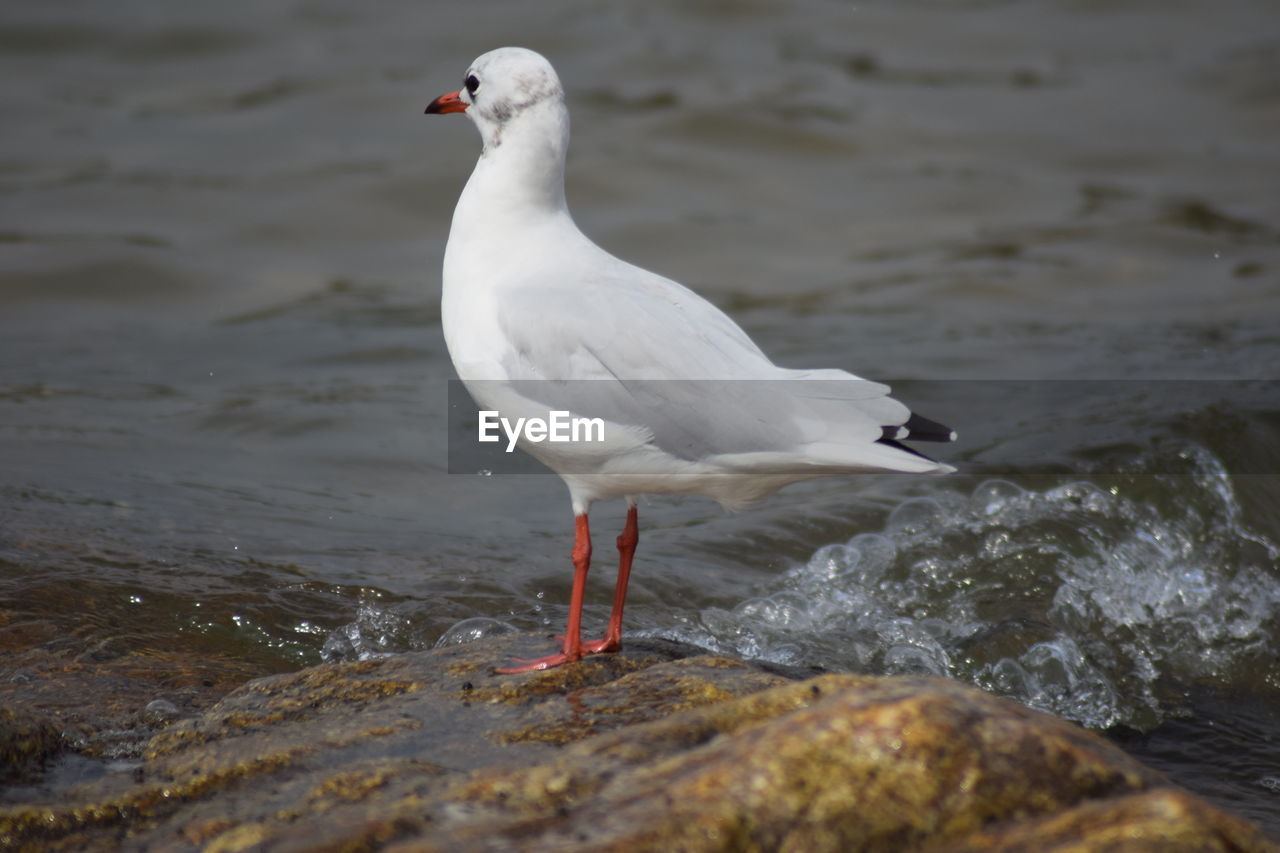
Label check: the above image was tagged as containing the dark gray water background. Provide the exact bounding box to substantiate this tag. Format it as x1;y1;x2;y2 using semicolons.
2;0;1278;833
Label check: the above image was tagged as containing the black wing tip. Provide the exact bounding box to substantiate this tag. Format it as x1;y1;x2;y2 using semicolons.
899;412;957;443
876;413;955;464
875;436;941;463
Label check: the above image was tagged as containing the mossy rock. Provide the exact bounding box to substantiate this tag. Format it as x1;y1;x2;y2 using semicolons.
1;633;1273;852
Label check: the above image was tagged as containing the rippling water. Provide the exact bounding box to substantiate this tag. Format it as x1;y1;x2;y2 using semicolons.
2;0;1278;834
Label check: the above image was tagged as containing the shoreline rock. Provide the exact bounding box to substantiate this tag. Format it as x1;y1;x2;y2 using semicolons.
1;633;1275;851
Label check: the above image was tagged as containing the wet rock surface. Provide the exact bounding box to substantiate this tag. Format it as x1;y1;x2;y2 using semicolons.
0;707;62;785
1;632;1274;852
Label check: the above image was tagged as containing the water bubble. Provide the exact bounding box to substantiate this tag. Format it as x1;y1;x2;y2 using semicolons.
983;658;1034;696
143;699;181;727
805;543;857;581
1023;639;1083;692
883;644;948;676
970;479;1026;515
433;616;518;647
847;533;896;578
885;497;947;534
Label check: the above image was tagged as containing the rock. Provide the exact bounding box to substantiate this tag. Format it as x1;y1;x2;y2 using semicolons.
0;632;1274;852
0;706;62;784
0;641;275;760
941;789;1276;852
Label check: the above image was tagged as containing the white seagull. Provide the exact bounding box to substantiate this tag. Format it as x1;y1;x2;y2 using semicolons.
425;47;955;672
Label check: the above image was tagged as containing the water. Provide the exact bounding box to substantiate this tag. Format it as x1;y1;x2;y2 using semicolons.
2;0;1279;834
665;450;1279;732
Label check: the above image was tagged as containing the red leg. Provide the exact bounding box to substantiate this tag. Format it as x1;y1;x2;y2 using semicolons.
496;514;592;673
584;504;637;655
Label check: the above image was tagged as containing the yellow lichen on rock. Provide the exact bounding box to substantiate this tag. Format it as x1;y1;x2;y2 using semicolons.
2;634;1275;853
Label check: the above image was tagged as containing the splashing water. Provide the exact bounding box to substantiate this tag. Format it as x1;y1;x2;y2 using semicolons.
323;597;520;663
657;443;1280;729
320;594;413;662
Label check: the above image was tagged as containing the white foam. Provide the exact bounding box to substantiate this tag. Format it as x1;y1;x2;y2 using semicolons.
657;442;1280;730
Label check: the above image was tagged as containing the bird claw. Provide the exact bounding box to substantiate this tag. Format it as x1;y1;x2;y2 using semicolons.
494;635;621;673
494;652;581;674
547;634;619;655
582;636;621;654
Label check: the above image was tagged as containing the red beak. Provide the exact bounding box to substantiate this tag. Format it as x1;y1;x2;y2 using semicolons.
425;90;468;115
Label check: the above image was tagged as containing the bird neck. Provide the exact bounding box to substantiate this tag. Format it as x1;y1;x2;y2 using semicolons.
456;106;570;230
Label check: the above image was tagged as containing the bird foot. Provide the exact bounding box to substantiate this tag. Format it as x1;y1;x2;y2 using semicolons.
494;651;582;673
582;636;621;654
494;635;622;673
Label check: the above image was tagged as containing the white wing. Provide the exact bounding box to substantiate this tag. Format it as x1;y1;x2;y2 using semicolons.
482;247;916;468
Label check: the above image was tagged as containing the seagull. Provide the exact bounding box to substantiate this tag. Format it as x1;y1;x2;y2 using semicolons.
425;47;955;672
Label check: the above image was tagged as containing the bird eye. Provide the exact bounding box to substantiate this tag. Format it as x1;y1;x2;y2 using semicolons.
465;74;480;96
